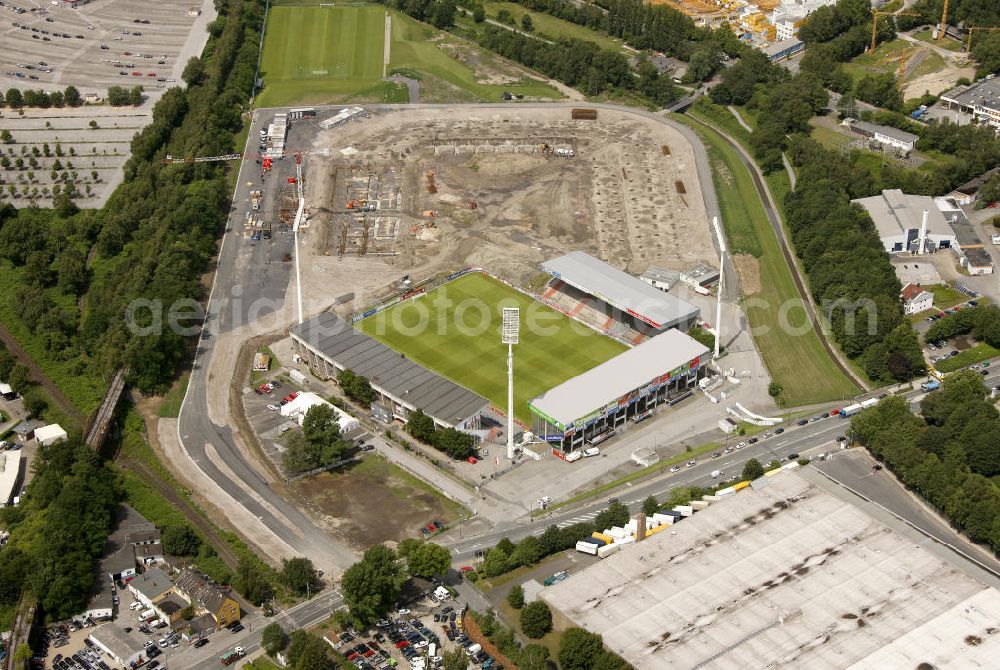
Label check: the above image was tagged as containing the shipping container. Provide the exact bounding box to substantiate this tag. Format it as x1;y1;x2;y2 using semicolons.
597;543;621;558
608;526;628;539
733;481;750;492
582;536;606;547
616;536;636;545
716;487;736;497
690;500;709;511
575;540;599;555
592;532;614;545
673;505;694;517
652;513;674;526
702;494;722;502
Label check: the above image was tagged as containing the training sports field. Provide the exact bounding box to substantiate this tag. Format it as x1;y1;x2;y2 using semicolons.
258;5;393;107
358;273;627;423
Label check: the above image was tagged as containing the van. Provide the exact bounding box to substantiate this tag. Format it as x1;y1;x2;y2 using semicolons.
710;469;722;478
583;447;600;457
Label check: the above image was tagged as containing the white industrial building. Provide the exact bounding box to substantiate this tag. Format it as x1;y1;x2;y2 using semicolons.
852;189;956;254
940;76;1000;130
319;106;367;130
0;451;22;506
34;423;68;446
846;119;919;154
279;392;360;434
638;267;679;292
540;470;1000;670
89;624;148;668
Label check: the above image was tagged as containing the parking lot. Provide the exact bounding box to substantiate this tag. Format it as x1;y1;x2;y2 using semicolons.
0;0;215;96
332;589;494;670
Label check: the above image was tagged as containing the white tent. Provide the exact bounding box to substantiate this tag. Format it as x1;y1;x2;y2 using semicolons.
35;423;68;446
279;392;359;434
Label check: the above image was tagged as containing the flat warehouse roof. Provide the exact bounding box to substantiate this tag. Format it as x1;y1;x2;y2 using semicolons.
853;189;954;241
540;472;1000;670
529;329;708;428
291;312;489;426
541;251;699;329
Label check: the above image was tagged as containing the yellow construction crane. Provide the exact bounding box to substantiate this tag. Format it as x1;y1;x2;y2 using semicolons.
871;11;920;51
936;0;949;40
967;25;1000;52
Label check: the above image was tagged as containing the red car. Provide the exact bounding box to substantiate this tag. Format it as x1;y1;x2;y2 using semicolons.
466;456;477;464
287;177;297;184
459;566;474;573
395;641;409;649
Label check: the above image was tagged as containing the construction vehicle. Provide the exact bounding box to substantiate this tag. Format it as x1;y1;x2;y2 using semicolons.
937;0;948;41
262;157;272;172
250;190;262;210
555;147;575;157
346;199;365;209
539;143;554;156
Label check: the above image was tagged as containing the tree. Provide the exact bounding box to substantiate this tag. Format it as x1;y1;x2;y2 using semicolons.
281;557;321;597
287;630;337;670
0;130;11;144
161;524;202;556
642;495;660;517
63;86;82;107
521;13;534;32
407;542;450;578
837;91;858;119
480;546;511;578
559;628;605;670
978;173;1000;209
520;644;551;670
5;89;22;109
262;622;289;656
473;4;485;23
8;364;31;393
441;648;468;670
182;56;205;86
520;601;552;639
768;381;783;398
742;458;765;481
507;584;525;609
594;499;629;530
855;73;902;111
406;408;435;443
235;557;274;606
341;545;405;626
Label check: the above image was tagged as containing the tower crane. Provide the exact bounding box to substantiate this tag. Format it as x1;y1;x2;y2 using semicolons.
967;26;1000;52
936;0;948;41
871;11;920;51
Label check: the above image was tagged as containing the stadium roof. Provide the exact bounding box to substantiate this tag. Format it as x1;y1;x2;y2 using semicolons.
291;311;490;427
540;471;1000;670
529;329;708;429
540;251;699;329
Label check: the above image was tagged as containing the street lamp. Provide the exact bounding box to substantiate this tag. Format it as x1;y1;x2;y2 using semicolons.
502;307;520;461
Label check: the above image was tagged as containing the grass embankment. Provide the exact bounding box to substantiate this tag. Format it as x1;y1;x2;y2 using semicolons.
843;38;947;88
673;113;859;405
483;2;628;52
391;11;561;101
360;273;625;423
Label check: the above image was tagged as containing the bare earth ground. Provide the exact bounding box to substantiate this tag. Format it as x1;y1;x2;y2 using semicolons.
903;63;976;100
732;253;761;295
290;458;460;549
298;107;712;319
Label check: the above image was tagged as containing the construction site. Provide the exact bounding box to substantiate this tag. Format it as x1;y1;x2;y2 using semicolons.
299;106;714;292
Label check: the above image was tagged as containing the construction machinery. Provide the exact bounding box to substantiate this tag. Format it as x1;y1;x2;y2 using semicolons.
539;143;554;156
250;190;262;210
871;11;920;51
967;26;1000;52
937;0;948;41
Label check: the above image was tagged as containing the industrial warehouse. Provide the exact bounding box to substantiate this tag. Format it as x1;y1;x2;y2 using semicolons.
539;471;1000;670
529;329;710;452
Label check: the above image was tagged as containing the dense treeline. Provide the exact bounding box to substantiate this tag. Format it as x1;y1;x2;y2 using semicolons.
0;86;83;109
852;374;1000;554
0;438;122;620
785;139;925;383
405;409;476;459
904;0;1000;33
925;304;1000;346
385;0;457;28
0;0;265;394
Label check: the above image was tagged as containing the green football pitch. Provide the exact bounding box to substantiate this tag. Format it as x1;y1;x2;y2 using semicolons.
358;273;627;423
257;5;388;107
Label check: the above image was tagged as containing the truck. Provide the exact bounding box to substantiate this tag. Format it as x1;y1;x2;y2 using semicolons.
911;105;928;119
575;540;599;556
250;190;262;210
220;648;245;665
465;644;482;657
839;403;863;417
921;380;940;391
583;447;600;457
860;398;878;410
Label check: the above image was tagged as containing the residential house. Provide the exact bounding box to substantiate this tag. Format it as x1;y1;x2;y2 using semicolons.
900;284;933;315
128;567;177;610
175;568;241;630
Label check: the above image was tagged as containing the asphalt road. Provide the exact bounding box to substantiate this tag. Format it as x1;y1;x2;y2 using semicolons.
176;112;356;569
449;369;1000;561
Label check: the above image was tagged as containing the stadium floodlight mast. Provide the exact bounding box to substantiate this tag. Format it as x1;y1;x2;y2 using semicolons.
502;307;520;460
710;216;726;360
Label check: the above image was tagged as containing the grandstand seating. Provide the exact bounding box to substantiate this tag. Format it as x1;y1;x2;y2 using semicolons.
539;279;657;346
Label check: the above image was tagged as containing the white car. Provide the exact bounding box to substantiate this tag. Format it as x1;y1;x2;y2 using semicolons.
736;442;746;449
396;609;410;615
129;602;142;611
413;640;429;649
669;466;680;473
266;404;278;411
686;460;696;467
